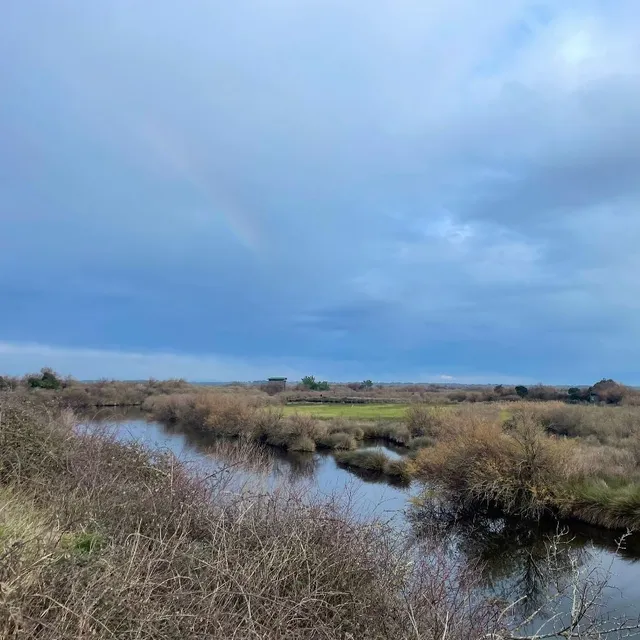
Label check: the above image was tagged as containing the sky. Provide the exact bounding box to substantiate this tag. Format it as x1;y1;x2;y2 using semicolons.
1;1;640;384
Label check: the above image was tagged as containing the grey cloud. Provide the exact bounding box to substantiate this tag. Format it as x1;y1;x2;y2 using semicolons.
2;0;640;380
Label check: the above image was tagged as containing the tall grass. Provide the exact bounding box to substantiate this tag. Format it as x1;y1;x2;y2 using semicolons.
4;377;198;409
413;411;573;519
532;402;640;445
145;392;418;451
0;397;506;639
412;405;640;529
335;449;412;482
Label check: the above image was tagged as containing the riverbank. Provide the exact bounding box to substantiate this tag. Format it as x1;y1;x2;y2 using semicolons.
4;397;640;638
7;378;640;531
411;406;640;530
143;393;640;530
144;392;416;450
0;396;513;639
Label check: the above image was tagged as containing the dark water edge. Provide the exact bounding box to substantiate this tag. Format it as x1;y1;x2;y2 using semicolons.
80;407;640;635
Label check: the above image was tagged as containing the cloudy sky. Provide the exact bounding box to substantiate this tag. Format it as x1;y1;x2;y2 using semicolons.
1;1;640;383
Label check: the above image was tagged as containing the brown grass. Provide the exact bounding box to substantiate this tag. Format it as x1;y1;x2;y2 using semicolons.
530;402;640;445
145;393;425;452
0;396;506;639
336;450;412;482
413;410;577;519
411;404;640;529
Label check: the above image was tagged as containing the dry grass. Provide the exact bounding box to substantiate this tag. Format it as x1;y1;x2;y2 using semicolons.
336;450;412;482
414;410;576;519
405;404;505;439
145;393;423;453
0;396;506;640
530;402;640;445
317;431;358;450
412;404;640;529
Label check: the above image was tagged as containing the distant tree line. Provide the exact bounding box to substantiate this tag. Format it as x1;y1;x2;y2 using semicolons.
494;378;630;405
1;368;637;408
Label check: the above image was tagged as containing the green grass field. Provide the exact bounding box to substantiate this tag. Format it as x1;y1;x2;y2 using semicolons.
283;403;409;420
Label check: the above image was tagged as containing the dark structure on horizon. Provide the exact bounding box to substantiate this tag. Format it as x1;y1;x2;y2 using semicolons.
266;377;287;394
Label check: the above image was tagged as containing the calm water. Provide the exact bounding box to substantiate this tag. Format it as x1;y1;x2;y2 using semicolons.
83;408;640;635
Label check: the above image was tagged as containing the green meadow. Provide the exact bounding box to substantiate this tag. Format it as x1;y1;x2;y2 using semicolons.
282;402;410;420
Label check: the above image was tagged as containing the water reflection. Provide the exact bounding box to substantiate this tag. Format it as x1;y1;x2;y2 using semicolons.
80;408;413;520
408;500;640;631
81;407;640;630
413;512;587;613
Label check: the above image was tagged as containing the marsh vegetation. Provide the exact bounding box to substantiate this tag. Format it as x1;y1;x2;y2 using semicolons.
4;374;640;637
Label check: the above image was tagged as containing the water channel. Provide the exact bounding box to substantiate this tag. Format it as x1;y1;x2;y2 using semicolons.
83;407;640;636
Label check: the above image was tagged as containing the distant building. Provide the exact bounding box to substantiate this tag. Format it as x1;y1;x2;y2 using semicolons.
266;377;287;394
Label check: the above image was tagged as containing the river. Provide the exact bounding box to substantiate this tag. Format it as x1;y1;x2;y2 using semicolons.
83;408;640;636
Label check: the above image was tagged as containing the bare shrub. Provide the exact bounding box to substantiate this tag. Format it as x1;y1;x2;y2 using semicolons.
0;397;509;640
317;431;358;450
285;412;326;439
327;417;365;440
383;424;412;445
406;405;444;436
531;402;640;445
288;435;316;452
414;411;576;519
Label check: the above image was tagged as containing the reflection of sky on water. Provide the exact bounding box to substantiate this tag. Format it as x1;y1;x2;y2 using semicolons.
80;415;415;523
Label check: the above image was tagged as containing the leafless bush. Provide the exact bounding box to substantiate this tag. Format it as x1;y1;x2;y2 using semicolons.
1;396;512;640
500;531;640;639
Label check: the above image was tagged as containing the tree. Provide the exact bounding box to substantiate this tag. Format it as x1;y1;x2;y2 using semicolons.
300;375;330;391
590;378;626;405
515;385;529;399
301;375;317;390
26;367;63;391
362;379;374;389
567;387;583;403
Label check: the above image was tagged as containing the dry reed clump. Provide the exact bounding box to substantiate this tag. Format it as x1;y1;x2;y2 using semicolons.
335;450;412;482
203;394;258;436
252;406;285;438
406;405;447;437
405;404;504;440
525;401;640;445
409;435;436;450
287;435;317;452
359;421;413;445
0;397;505;640
317;431;358;450
413;410;577;519
381;424;412;446
264;413;326;451
326;417;365;440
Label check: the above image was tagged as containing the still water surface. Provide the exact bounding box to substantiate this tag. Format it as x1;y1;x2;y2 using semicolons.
84;408;640;634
